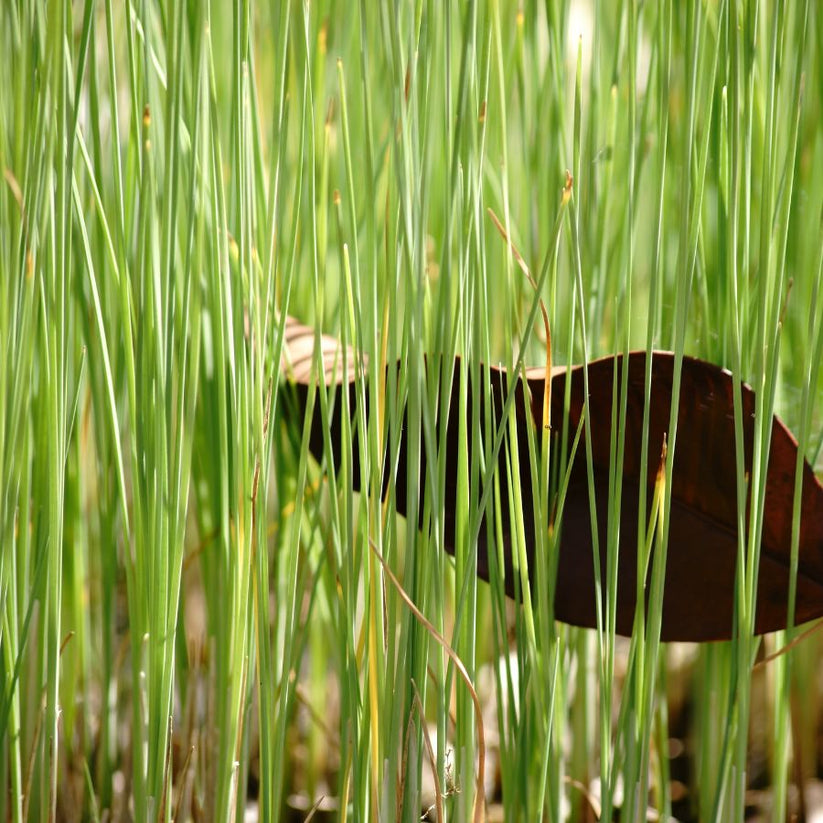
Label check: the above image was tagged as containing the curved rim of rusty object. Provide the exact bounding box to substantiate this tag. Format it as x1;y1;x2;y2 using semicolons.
280;316;823;642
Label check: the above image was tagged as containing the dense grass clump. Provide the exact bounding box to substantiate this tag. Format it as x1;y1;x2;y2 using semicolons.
1;1;822;821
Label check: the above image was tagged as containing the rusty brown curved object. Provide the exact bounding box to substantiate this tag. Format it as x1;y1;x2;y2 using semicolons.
281;316;823;642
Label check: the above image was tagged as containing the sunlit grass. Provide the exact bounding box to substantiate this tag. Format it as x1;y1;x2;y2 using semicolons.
2;1;822;822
